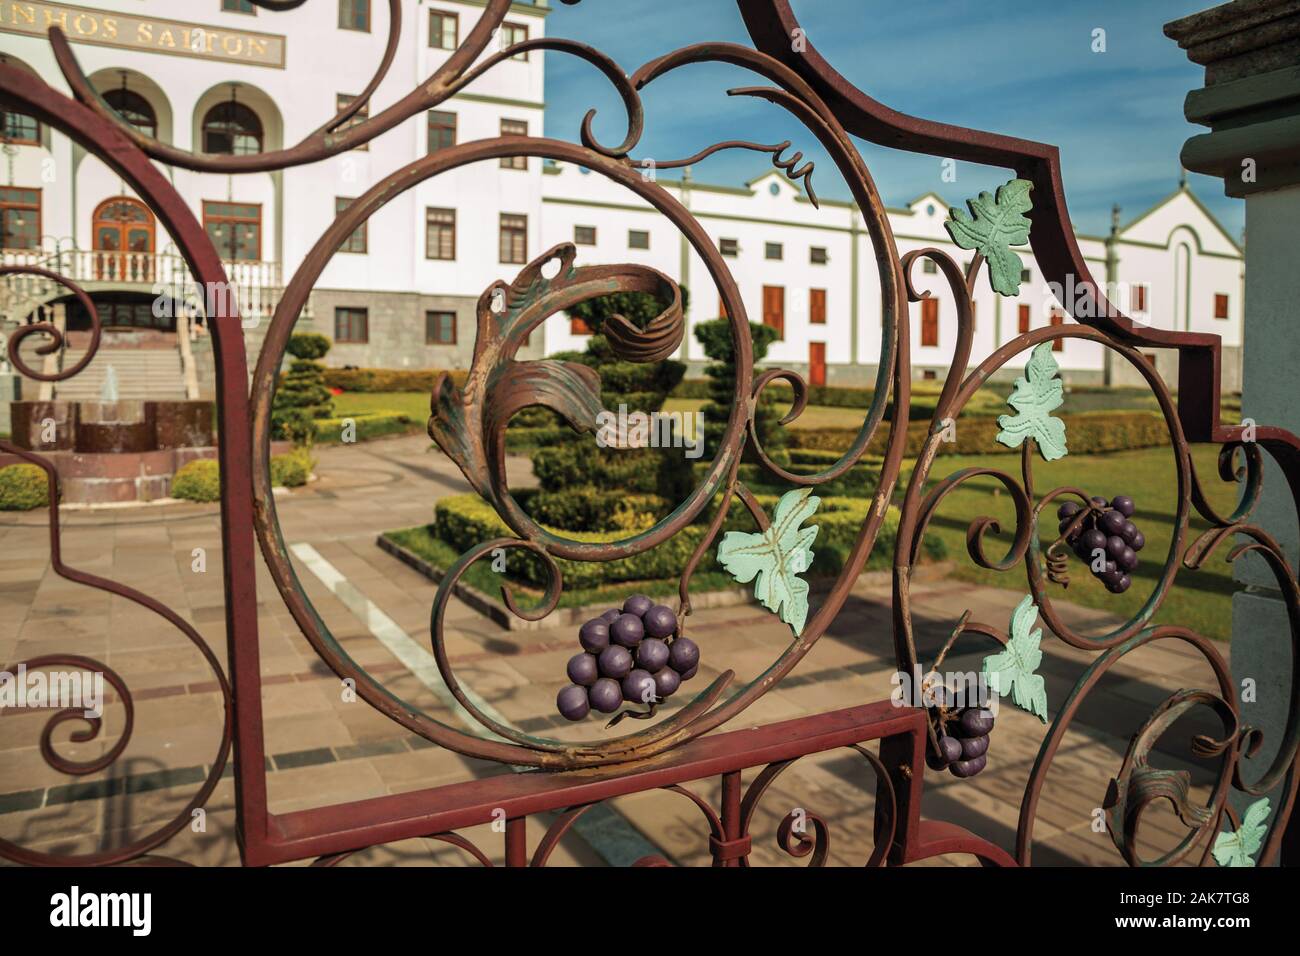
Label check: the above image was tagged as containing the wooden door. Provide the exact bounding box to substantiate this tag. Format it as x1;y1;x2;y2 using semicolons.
762;285;784;339
809;288;826;324
809;342;826;387
921;297;939;347
93;197;154;281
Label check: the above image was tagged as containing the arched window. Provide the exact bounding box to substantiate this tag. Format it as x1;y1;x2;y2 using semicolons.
103;88;157;138
201;100;262;155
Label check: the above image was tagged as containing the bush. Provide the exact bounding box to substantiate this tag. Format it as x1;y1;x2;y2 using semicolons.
323;368;469;393
531;443;693;499
271;447;314;487
314;412;418;444
694;318;787;465
273;335;334;444
521;487;670;532
431;492;943;590
287;332;331;361
787;410;1171;457
172;459;221;502
0;463;49;510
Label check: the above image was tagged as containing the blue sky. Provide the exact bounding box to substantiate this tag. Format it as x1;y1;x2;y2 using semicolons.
541;0;1244;239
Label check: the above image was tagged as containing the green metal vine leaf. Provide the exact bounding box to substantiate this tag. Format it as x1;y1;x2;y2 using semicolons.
1212;798;1271;867
996;341;1068;460
717;488;820;635
945;178;1034;296
983;594;1048;723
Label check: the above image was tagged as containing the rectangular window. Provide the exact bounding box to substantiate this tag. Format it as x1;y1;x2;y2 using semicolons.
921;297;939;347
0;100;40;145
923;259;937;275
1049;308;1065;352
334;307;368;343
427;110;456;153
574;225;596;246
500;213;527;264
628;229;650;250
502;22;528;59
765;242;783;260
335;93;369;150
222;0;256;13
500;119;528;169
202;201;261;261
810;288;826;325
762;285;785;339
1214;293;1230;319
810;246;828;265
0;187;40;250
429;9;458;49
335;197;367;254
719;237;739;257
1020;267;1032;283
1018;303;1031;334
339;0;369;31
1131;284;1148;312
426;310;456;345
425;207;456;260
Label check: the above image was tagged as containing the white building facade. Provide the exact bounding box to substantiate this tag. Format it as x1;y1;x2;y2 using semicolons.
0;0;1244;400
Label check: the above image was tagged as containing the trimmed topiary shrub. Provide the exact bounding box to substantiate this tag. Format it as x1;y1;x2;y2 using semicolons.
323;368;469;393
314;412;418;444
273;333;335;444
694;318;786;465
171;459;221;502
0;463;50;510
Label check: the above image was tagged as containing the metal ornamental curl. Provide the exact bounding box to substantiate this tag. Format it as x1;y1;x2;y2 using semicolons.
1;0;1296;868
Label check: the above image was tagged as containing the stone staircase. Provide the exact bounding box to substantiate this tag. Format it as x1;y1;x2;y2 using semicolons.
53;346;188;401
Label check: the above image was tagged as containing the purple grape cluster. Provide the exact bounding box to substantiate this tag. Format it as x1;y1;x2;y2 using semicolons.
926;703;995;778
1057;495;1144;594
556;594;700;721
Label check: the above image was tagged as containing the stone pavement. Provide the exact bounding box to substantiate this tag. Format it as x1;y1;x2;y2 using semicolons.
0;434;1232;866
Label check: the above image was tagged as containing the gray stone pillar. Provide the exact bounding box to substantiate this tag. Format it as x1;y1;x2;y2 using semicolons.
1168;0;1300;863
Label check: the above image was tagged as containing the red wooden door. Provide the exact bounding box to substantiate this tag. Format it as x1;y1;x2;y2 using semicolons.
809;341;826;386
921;297;939;347
762;285;784;339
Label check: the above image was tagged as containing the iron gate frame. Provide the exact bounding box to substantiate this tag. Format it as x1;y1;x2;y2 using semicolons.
1;0;1297;868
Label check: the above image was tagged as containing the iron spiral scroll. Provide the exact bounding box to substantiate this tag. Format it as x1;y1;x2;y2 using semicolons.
0;0;1295;868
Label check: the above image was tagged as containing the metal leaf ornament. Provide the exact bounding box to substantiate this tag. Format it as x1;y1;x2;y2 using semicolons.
945;178;1033;296
1213;798;1271;867
717;488;820;635
983;594;1048;723
996;341;1068;461
427;242;683;507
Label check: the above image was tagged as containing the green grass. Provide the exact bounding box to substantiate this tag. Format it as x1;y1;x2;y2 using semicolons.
333;391;430;421
916;443;1244;641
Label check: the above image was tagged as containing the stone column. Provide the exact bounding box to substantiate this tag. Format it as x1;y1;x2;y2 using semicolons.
1167;0;1300;863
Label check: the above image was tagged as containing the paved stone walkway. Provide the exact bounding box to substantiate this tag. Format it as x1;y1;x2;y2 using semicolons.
0;434;1231;866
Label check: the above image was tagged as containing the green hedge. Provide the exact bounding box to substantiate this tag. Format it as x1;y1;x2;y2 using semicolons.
531;443;694;498
520;487;670;532
431;492;943;590
314;412;419;444
323;368;468;392
271;447;314;487
0;463;49;510
172;459;221;502
788;410;1170;456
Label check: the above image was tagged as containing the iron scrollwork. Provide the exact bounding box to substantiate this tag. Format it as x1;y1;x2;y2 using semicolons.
0;0;1296;868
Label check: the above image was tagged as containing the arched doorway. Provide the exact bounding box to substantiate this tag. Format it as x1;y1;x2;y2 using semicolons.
92;197;155;281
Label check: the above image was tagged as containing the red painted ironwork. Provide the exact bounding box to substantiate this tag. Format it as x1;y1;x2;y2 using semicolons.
1;0;1297;868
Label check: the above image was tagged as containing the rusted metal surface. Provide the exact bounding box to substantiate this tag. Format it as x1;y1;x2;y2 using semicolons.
2;0;1298;869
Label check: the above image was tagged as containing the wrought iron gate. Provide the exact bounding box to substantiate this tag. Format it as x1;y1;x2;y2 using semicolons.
2;0;1297;868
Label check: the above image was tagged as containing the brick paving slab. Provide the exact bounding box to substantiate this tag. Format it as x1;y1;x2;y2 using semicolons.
0;434;1236;867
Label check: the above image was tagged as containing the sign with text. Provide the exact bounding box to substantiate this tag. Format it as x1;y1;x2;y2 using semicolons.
0;2;286;68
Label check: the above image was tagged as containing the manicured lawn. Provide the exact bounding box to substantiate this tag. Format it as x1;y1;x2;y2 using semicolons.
333;390;431;420
917;443;1243;641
